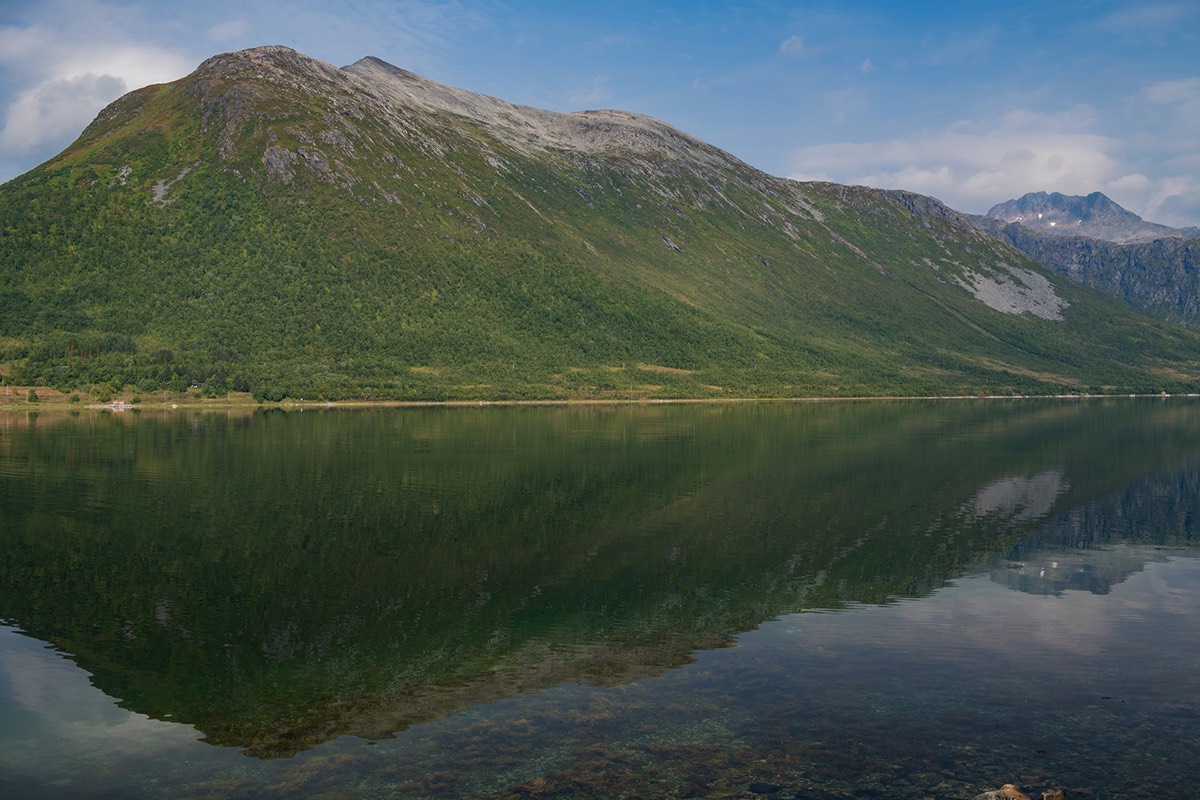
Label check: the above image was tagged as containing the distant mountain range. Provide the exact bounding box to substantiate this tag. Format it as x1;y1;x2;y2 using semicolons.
1;46;1198;400
970;192;1199;327
984;191;1199;244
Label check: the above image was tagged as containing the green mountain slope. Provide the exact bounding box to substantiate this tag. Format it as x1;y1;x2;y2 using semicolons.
1;45;1198;400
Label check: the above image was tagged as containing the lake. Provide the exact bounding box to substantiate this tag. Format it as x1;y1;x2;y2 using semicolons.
1;399;1197;799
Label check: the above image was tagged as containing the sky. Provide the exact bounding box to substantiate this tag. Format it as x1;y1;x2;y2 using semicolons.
1;0;1198;225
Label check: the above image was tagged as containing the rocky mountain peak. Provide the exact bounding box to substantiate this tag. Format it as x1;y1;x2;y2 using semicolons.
985;191;1188;244
157;46;748;191
341;53;732;167
193;45;347;87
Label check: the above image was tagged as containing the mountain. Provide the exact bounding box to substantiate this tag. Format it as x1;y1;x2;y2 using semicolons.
971;219;1199;326
972;192;1199;326
2;46;1199;401
985;191;1198;244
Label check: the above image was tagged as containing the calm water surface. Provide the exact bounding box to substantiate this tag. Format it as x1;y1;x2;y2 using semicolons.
0;399;1197;799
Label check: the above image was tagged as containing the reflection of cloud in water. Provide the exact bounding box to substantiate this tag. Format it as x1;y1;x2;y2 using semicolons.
835;556;1200;663
0;627;200;776
965;468;1067;523
875;577;1115;659
3;644;117;725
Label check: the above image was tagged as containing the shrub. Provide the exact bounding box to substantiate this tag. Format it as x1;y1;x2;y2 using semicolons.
253;385;287;403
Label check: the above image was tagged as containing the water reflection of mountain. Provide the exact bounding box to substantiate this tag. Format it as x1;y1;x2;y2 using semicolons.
985;470;1200;596
0;400;1197;756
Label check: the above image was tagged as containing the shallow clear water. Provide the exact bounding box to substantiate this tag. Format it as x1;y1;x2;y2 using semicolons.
0;399;1197;798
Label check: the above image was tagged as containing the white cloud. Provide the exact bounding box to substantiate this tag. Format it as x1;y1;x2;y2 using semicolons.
0;2;197;172
1144;76;1200;105
0;23;53;63
1126;77;1200;224
1106;173;1152;193
0;42;194;155
786;103;1200;225
778;35;805;55
1135;174;1197;226
788;126;1118;212
0;73;126;153
51;45;195;94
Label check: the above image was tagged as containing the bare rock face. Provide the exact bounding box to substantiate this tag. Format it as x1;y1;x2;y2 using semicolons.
876;191;1069;319
182;46;745;189
891;189;1198;327
971;215;1200;326
341;55;732;167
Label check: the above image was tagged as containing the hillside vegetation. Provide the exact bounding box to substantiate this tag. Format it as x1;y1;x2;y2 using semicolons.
2;46;1198;401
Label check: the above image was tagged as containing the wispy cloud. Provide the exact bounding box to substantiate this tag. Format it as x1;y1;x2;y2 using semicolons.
822;88;866;125
207;18;252;43
567;74;612;108
1094;2;1199;33
778;35;805;55
589;32;635;51
256;0;489;64
919;25;999;66
1143;76;1200;116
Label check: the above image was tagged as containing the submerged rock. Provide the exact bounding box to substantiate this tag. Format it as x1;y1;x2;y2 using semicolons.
973;785;1030;800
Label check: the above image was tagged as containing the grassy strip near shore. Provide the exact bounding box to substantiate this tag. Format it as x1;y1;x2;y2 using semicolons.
3;382;1191;414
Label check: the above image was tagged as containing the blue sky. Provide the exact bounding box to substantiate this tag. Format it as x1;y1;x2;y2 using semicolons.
1;0;1198;224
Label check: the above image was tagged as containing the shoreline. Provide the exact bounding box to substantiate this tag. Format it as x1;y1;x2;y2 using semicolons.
2;392;1195;414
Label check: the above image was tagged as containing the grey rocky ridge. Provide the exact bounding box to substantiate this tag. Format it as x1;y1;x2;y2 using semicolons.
2;46;1199;400
969;192;1199;327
